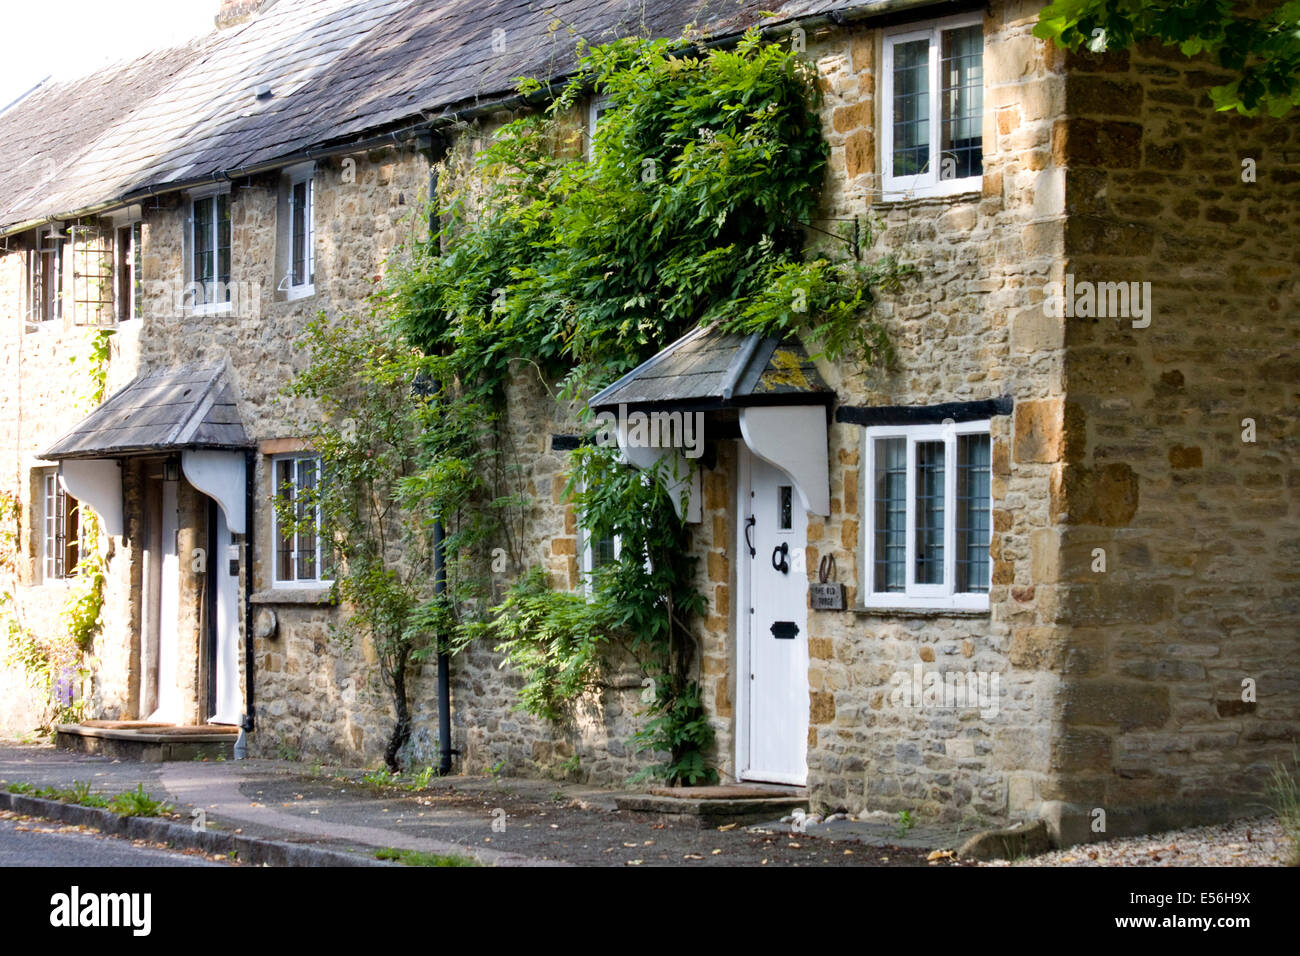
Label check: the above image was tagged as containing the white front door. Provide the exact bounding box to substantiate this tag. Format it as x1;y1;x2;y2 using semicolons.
740;448;809;785
211;505;241;725
149;480;181;723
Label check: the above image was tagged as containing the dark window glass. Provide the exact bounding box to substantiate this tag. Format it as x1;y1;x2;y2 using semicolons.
956;434;991;593
941;25;983;180
915;440;945;585
873;437;906;592
892;39;930;177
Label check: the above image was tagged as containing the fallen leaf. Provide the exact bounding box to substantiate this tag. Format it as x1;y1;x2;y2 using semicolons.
926;849;955;861
711;848;722;855
626;859;643;866
716;823;737;831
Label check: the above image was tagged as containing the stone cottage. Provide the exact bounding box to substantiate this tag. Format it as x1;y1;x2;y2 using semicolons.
0;0;1294;846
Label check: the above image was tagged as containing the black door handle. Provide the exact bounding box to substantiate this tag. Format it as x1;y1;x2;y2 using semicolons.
771;542;789;574
744;515;756;558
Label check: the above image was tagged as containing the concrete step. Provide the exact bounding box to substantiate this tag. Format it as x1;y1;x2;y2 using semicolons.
55;723;238;762
615;785;808;828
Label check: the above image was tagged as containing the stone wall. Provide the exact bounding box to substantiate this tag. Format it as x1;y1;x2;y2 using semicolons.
1046;39;1300;841
788;0;1068;823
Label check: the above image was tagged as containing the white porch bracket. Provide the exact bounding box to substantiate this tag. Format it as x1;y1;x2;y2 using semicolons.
615;425;702;524
739;405;830;517
58;459;124;537
182;450;246;534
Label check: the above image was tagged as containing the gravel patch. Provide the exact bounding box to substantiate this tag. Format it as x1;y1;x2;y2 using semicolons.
980;816;1293;867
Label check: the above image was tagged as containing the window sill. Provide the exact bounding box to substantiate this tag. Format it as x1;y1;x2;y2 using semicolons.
250;588;336;606
185;303;234;317
285;284;316;302
852;605;989;619
878;184;982;205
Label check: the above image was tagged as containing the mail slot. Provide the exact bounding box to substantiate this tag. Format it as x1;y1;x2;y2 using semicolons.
770;621;799;640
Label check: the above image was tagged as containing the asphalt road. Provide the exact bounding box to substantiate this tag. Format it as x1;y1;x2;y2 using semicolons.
0;816;223;867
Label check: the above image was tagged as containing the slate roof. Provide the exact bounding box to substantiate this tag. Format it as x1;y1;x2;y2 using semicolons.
589;323;833;411
43;364;251;460
0;0;918;234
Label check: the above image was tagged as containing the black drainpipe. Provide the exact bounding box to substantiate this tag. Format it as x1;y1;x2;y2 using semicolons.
242;448;256;735
427;160;454;777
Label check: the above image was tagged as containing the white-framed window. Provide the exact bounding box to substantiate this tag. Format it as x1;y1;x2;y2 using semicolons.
861;420;992;610
115;220;142;321
271;454;332;586
185;186;232;312
579;521;621;596
587;93;611;161
28;225;64;324
42;470;80;580
286;165;315;298
881;13;984;200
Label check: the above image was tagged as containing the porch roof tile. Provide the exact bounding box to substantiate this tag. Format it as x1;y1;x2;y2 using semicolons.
42;363;251;460
588;323;832;412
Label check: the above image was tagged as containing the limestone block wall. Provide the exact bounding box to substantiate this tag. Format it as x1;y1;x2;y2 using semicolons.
0;227;144;731
1048;41;1300;840
794;0;1068;822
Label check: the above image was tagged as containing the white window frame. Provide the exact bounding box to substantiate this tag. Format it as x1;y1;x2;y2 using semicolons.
576;473;621;596
41;469;79;582
579;520;622;597
285;163;315;300
114;219;142;322
185;183;233;315
861;419;992;610
29;225;64;327
880;12;985;201
586;93;611;161
270;453;332;587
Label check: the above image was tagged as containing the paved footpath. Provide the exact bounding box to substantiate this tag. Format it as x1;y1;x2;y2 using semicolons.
0;741;967;867
5;741;1281;867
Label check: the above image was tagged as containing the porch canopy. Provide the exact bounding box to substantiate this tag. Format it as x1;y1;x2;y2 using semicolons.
588;324;834;520
41;363;251;536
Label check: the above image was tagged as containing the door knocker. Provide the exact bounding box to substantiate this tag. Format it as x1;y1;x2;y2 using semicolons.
771;541;789;574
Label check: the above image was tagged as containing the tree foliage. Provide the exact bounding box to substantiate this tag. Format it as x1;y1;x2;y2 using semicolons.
1035;0;1300;116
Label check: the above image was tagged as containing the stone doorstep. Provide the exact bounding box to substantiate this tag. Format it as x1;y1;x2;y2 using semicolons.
615;791;810;828
0;791;387;867
54;724;238;763
55;723;240;743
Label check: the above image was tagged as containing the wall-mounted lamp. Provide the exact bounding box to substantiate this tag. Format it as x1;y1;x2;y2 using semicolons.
163;455;181;482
